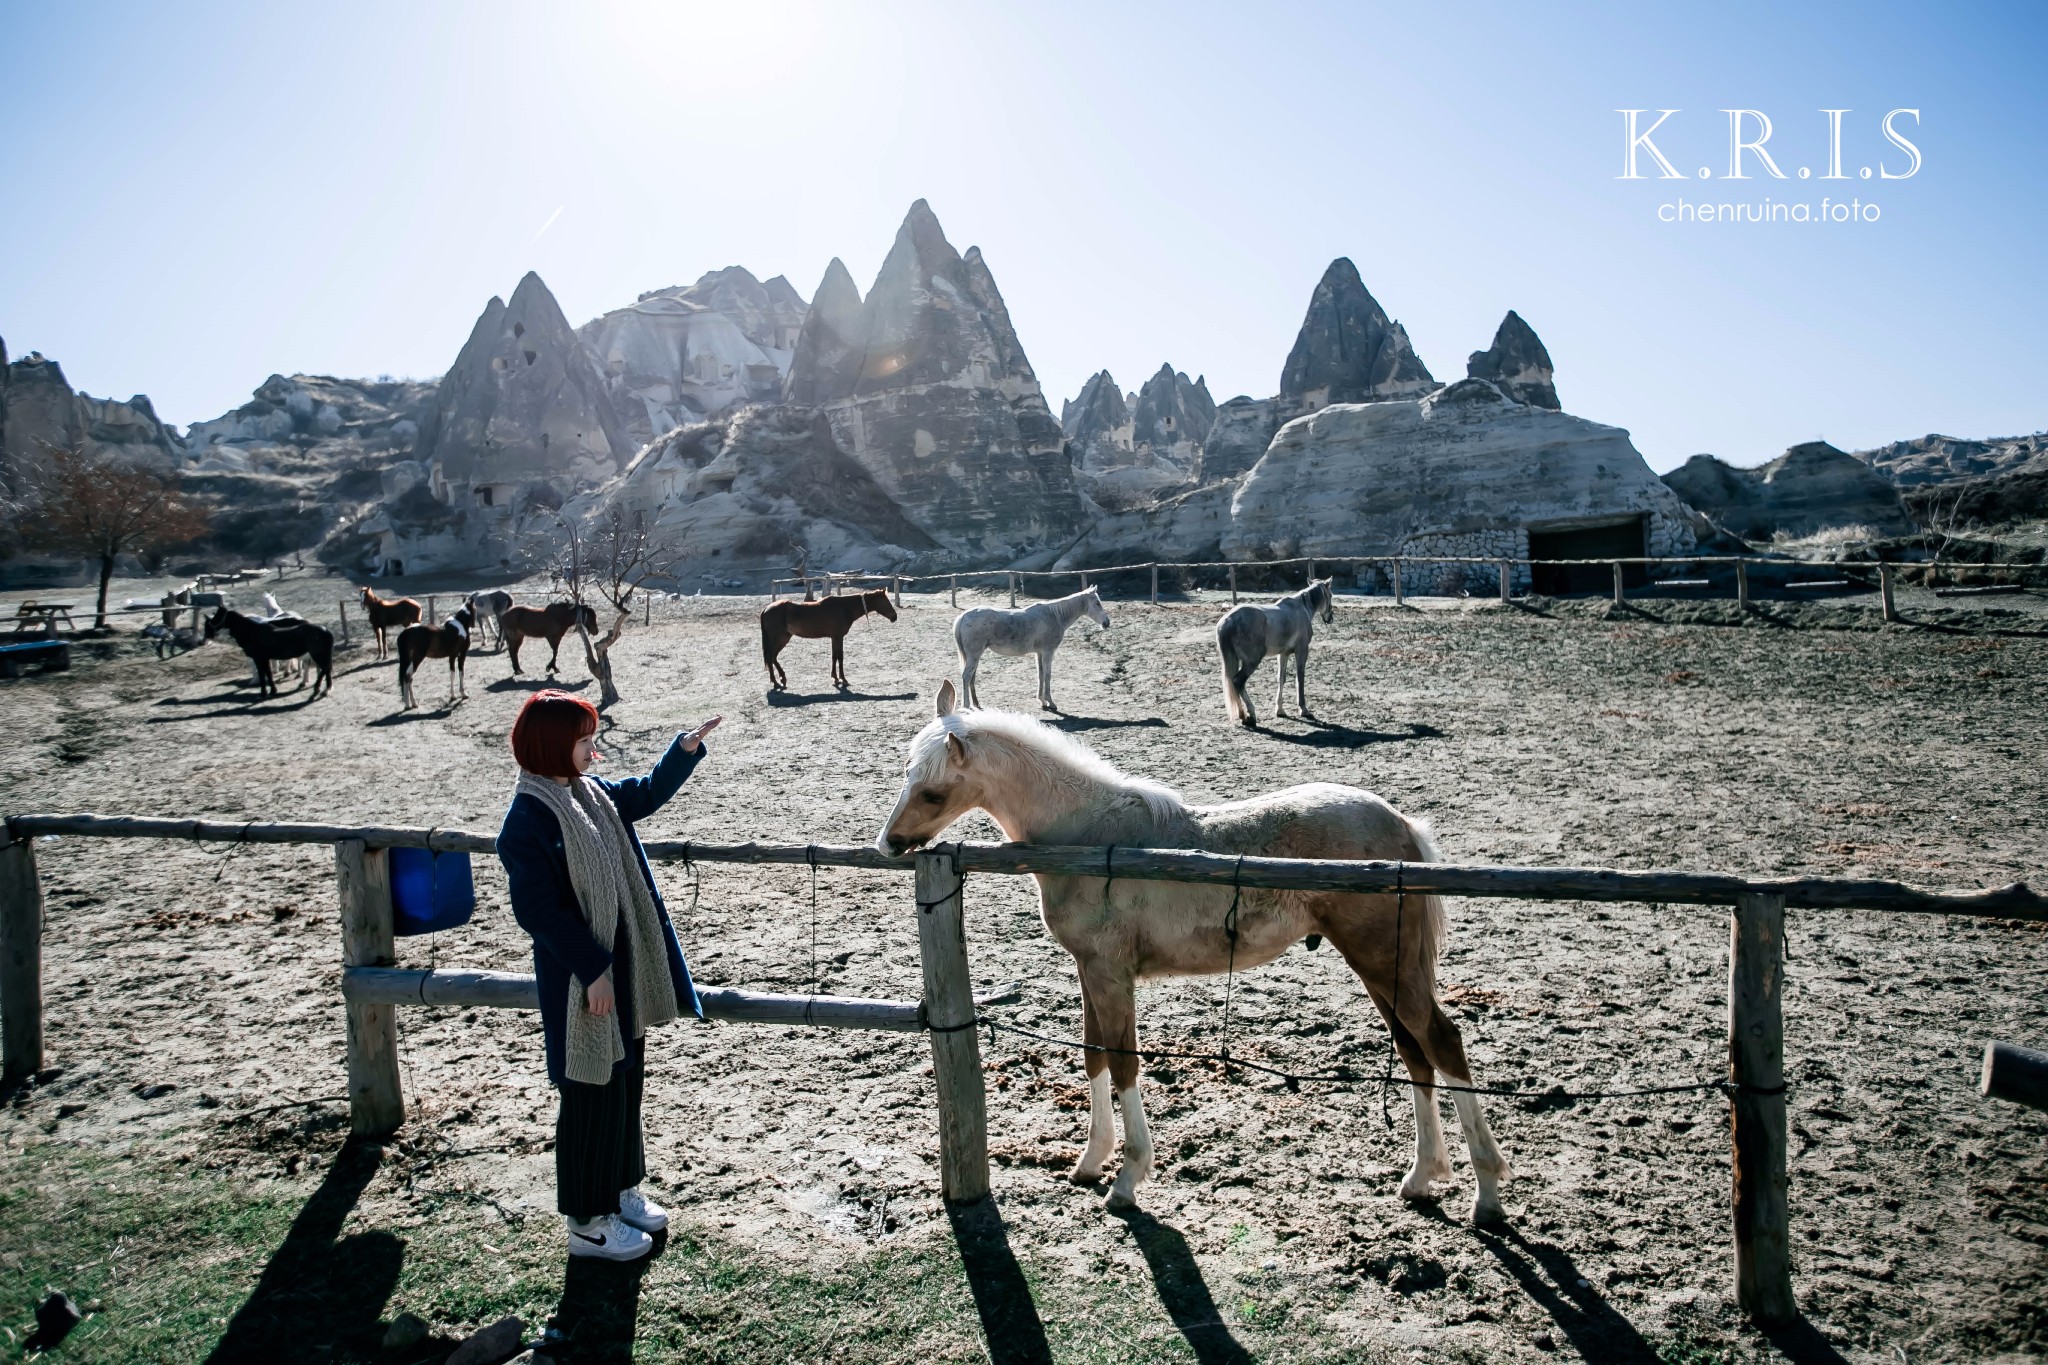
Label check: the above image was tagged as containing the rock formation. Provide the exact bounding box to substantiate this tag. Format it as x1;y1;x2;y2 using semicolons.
1853;431;2048;487
1279;257;1436;407
782;259;864;406
574;404;939;587
1197;258;1437;483
1;348;183;482
580;266;808;445
1466;311;1558;409
1063;379;1696;588
1062;364;1214;509
415;271;630;498
1662;443;1914;540
784;200;1083;559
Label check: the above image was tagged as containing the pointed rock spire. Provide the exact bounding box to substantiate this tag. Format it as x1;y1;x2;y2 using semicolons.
1279;258;1436;405
1466;310;1559;409
784;258;865;405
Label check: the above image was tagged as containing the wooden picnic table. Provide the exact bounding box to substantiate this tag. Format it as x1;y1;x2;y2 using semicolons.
11;603;77;636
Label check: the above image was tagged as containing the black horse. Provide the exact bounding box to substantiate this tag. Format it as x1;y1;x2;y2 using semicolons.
205;607;334;700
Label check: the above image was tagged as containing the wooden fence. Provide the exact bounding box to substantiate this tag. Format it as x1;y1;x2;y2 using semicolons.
3;811;2043;1326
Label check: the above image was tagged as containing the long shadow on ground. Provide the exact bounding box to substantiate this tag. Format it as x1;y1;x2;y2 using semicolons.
146;692;324;722
1474;1224;1657;1363
204;1138;401;1364
536;1242;656;1365
1254;720;1443;749
764;689;919;707
486;675;591;693
946;1199;1053;1365
1112;1209;1254;1364
1048;715;1169;733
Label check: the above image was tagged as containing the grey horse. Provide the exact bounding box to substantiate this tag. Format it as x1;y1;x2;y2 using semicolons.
1215;578;1335;726
954;586;1111;711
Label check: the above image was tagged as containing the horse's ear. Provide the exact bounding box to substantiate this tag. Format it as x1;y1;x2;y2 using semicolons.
946;732;967;765
935;678;957;716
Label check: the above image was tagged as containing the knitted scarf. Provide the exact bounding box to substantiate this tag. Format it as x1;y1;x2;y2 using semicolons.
516;771;680;1084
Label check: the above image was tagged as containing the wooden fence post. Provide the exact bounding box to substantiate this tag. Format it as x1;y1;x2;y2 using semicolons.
1498;560;1511;603
1;829;46;1085
893;576;904;610
1150;564;1159;605
337;599;350;645
1008;573;1017;608
1736;561;1750;611
336;839;404;1136
1879;564;1896;622
426;595;437;625
950;574;957;608
1730;891;1794;1324
1228;565;1237;604
916;851;989;1203
1392;559;1404;607
1612;562;1626;606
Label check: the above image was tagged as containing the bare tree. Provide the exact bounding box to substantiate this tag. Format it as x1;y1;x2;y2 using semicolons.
21;443;210;628
552;506;678;707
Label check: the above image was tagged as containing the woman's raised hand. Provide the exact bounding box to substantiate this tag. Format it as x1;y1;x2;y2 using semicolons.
681;715;723;752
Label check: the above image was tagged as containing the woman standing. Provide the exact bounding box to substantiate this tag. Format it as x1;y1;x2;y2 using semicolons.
499;689;722;1261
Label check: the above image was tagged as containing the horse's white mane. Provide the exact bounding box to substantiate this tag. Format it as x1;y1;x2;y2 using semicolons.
908;708;1185;823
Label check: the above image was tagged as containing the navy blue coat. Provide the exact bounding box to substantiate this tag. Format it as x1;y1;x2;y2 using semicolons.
499;736;707;1086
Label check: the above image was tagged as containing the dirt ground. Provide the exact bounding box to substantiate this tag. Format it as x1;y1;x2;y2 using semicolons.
3;573;2046;1362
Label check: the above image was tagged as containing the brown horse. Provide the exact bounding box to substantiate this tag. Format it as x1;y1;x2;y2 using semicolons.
503;601;598;675
359;587;422;660
397;606;475;709
759;588;897;691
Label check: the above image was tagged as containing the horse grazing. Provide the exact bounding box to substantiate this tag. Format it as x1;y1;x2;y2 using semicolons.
876;682;1509;1224
954;586;1110;711
502;601;598;675
759;588;897;691
204;607;334;700
465;590;514;650
397;606;475;709
358;587;422;660
1216;578;1334;727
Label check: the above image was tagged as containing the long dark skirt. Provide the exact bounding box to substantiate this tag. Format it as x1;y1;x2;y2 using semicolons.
556;1046;646;1220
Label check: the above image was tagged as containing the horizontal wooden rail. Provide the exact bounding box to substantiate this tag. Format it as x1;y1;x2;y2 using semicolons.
340;966;1022;1033
9;816;2044;921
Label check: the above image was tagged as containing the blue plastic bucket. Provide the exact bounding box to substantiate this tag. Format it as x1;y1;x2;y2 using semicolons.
389;848;476;936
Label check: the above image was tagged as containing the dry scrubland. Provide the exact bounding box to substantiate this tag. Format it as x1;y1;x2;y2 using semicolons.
2;577;2046;1364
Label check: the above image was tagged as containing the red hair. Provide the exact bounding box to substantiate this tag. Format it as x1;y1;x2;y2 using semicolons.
511;689;599;778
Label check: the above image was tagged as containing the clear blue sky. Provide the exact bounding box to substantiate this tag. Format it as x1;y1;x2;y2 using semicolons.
3;1;2043;471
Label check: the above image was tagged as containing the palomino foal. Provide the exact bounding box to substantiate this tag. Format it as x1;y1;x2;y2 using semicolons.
876;682;1510;1223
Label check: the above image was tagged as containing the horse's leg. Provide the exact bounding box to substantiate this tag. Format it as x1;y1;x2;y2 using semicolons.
1274;650;1289;718
1236;659;1259;727
1071;976;1115;1183
546;630;562;675
831;632;847;689
1077;965;1151;1210
1037;648;1055;711
507;631;523;675
959;645;979;709
1408;995;1510;1225
1323;926;1453;1197
1296;645;1311;718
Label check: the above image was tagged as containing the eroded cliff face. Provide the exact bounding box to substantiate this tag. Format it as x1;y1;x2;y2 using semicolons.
580;266;807;445
786;199;1084;560
1062;364;1214;509
1663;443;1914;539
1854;431;2048;487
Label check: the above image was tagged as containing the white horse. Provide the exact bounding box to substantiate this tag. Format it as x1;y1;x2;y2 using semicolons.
954;586;1111;711
876;682;1510;1224
1216;578;1334;727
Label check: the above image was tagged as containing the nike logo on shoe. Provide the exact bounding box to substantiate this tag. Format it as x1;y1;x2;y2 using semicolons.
571;1231;607;1246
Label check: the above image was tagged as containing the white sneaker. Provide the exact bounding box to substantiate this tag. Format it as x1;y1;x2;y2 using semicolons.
565;1213;652;1261
617;1186;669;1233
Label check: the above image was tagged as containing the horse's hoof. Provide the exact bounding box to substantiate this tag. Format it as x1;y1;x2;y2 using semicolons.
1069;1165;1103;1185
1105;1188;1139;1212
1471;1196;1506;1227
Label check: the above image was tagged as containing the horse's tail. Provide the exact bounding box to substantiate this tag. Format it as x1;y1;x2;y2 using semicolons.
1215;619;1248;721
1401;814;1450;997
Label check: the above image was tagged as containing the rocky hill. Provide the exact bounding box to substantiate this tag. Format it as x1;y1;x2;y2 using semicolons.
1662;443;1913;540
1854;431;2047;487
1466;311;1558;409
1060;364;1214;509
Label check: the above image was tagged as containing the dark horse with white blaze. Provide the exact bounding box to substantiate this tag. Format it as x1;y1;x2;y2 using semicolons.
502;601;598;676
205;607;334;700
876;682;1509;1224
397;605;475;709
759;588;897;691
